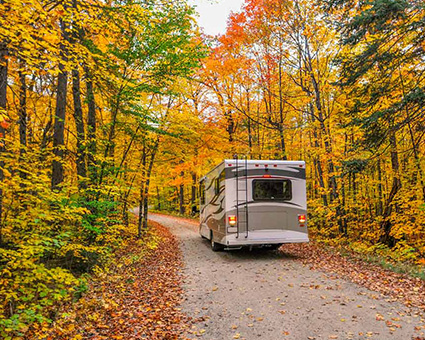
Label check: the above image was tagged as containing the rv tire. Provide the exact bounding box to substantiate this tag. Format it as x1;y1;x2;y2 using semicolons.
210;232;223;251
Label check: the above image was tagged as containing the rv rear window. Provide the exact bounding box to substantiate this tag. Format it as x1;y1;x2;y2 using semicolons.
252;179;292;201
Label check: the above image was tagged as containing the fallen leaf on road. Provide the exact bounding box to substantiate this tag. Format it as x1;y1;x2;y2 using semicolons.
376;313;384;321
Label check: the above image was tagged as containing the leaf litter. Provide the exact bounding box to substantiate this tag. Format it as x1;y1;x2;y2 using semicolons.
41;221;193;340
280;243;425;311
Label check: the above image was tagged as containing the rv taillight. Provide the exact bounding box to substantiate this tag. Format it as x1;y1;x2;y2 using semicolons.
298;214;306;225
263;174;272;178
228;215;237;226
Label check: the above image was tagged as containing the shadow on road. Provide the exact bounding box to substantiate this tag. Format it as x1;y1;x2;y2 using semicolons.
199;239;300;262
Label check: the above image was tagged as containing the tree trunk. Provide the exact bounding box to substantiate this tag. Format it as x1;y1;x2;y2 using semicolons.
52;18;68;191
97;89;122;188
138;138;160;235
72;68;87;189
278;57;287;160
246;89;253;154
18;59;27;155
398;65;425;200
376;158;383;216
191;172;196;215
311;120;327;206
225;110;235;142
179;171;185;215
156;186;161;210
0;34;8;243
138;144;147;238
85;66;97;181
18;59;27;187
142;152;156;230
380;129;401;245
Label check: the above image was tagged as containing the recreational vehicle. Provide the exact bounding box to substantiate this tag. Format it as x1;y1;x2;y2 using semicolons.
199;159;309;251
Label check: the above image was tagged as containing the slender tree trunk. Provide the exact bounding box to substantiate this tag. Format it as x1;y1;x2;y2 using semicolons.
225;110;235;142
97;89;122;188
18;59;27;155
311;123;327;206
377;158;383;216
398;65;425;200
179;172;185;215
138;144;147;238
156;186;161;210
142;150;157;229
52;18;68;191
380;129;401;246
72;68;87;189
278;126;287;160
18;59;27;188
303;37;339;220
278;57;287;160
341;174;348;235
191;172;196;215
246;89;253;155
0;34;8;243
138;138;160;234
85;66;97;181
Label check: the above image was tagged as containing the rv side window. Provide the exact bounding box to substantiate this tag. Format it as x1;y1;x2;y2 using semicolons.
252;179;292;201
214;170;225;195
200;181;206;205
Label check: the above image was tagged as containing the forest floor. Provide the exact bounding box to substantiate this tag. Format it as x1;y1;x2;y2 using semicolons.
43;220;192;340
43;213;425;340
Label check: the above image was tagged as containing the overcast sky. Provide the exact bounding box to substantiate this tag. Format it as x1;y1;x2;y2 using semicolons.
188;0;245;36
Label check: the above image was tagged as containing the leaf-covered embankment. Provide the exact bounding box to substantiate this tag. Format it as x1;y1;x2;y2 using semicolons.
282;244;425;312
41;221;190;340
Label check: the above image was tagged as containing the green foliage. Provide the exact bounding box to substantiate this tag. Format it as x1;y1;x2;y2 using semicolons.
0;148;132;337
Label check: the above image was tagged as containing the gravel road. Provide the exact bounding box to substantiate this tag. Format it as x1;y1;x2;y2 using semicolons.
149;214;424;340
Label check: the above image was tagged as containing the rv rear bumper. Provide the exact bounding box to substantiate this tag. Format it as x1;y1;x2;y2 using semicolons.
222;229;309;246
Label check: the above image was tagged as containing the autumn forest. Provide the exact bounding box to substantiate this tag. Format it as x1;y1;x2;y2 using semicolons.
1;0;424;337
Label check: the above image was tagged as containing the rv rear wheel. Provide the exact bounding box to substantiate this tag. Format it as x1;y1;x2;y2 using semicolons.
210;232;223;251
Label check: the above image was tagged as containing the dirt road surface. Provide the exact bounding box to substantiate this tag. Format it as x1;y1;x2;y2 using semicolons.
149;214;424;340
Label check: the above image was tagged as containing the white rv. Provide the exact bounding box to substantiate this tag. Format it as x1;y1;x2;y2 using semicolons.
199;159;309;251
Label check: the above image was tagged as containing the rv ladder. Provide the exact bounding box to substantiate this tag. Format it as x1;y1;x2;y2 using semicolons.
235;156;249;239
